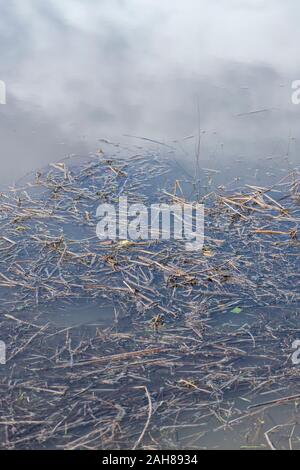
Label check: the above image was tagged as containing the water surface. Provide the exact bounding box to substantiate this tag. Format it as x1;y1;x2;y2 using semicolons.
0;0;299;451
0;0;299;185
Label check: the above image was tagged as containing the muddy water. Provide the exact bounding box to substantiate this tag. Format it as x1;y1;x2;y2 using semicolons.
0;0;300;451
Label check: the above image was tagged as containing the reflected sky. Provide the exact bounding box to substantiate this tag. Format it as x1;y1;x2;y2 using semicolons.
0;0;299;185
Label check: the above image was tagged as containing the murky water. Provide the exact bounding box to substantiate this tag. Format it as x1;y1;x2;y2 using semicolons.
0;0;299;451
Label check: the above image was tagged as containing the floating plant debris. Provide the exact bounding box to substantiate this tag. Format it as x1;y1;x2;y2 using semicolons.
0;153;299;449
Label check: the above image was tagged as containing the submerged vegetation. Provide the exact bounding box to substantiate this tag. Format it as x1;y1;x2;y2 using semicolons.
0;151;299;449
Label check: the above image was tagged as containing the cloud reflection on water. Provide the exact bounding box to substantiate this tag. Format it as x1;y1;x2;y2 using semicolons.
0;0;299;185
